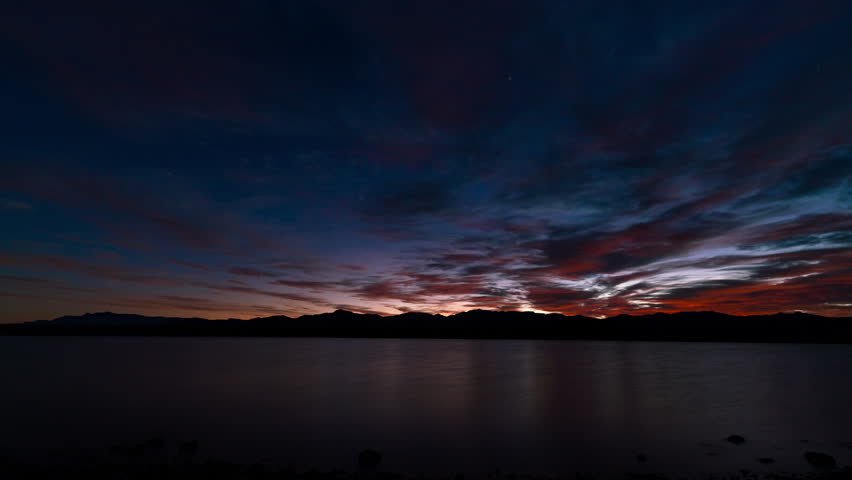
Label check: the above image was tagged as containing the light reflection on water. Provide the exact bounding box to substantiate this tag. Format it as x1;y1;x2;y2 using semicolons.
1;336;851;474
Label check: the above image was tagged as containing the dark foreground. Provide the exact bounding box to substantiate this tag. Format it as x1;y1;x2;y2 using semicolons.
4;463;852;480
3;439;850;480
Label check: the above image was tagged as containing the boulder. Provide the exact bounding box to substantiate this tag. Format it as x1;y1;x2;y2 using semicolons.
804;451;836;469
358;449;382;470
146;436;165;450
179;440;199;456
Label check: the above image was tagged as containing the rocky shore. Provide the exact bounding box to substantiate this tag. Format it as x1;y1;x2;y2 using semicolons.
2;437;850;480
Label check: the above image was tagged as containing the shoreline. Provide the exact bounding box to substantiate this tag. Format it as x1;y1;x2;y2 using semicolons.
3;438;849;480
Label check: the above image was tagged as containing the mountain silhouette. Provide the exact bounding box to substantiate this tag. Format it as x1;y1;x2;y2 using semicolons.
2;309;851;343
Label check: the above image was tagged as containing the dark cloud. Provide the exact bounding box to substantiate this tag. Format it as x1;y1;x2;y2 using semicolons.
0;275;49;283
227;266;277;278
1;199;34;211
361;180;457;222
168;258;209;271
0;251;184;286
201;283;320;305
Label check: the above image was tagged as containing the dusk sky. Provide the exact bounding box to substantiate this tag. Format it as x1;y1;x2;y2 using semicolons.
1;0;851;323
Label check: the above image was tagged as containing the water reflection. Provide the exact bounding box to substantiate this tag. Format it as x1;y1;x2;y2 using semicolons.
1;337;851;474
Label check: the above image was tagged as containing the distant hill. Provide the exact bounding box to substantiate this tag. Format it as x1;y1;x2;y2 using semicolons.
2;309;851;343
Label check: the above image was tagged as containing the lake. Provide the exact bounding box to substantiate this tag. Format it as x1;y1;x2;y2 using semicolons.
1;336;851;474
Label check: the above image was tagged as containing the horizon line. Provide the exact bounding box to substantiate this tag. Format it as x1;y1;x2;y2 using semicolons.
23;308;850;324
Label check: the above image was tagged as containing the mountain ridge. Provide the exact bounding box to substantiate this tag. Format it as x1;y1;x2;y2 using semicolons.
2;309;850;343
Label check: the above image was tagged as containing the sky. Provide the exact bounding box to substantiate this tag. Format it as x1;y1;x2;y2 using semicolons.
1;0;851;322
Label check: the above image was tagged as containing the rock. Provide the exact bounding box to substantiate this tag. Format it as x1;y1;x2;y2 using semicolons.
127;443;146;457
758;458;774;464
358;449;382;470
804;451;836;469
146;436;165;450
109;444;130;456
726;435;746;445
179;440;199;456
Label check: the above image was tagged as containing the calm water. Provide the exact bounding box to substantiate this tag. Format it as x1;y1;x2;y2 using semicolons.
1;336;851;474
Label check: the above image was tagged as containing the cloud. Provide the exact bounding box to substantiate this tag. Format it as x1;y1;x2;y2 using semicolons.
360;180;457;225
227;266;277;277
1;199;34;211
0;251;185;286
168;258;209;271
0;275;49;283
269;279;337;290
0;165;305;259
3;0;852;319
200;283;321;305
